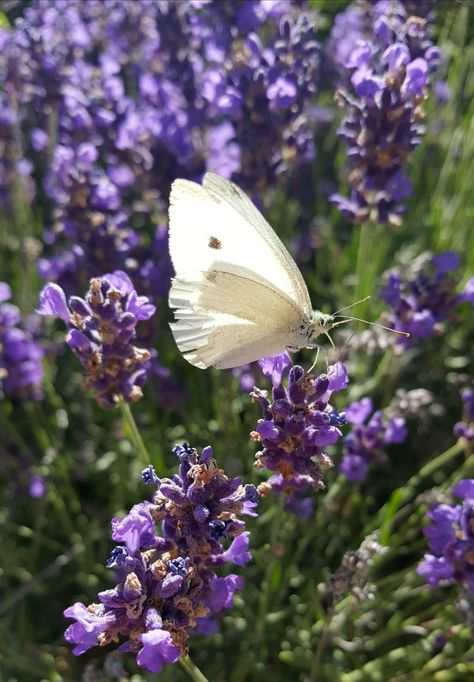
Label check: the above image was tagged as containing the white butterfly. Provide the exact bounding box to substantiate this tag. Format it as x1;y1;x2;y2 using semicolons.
168;172;336;369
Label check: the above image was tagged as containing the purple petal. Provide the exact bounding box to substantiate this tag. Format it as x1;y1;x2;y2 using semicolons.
37;283;70;323
220;532;252;566
454;479;474;501
137;629;179;673
103;270;134;296
461;277;474;306
385;417;407;444
383;43;410;71
258;352;292;387
432;252;460;274
0;282;11;303
339;454;368;482
63;602;112;656
327;361;349;392
402;58;429;98
346;397;373;425
111;502;155;553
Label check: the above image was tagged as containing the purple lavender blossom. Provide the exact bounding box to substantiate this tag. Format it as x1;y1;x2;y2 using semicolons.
0;282;44;400
37;271;155;409
63;443;258;671
339;397;407;483
418;480;474;594
454;385;474;443
1;1;319;301
461;277;474;306
29;474;47;499
193;2;320;195
258;352;292;388
379;252;462;350
251;360;348;514
329;0;442;224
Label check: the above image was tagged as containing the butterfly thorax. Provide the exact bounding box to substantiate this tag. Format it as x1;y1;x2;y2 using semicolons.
287;311;335;351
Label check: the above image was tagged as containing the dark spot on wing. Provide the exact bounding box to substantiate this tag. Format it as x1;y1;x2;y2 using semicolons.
208;236;222;250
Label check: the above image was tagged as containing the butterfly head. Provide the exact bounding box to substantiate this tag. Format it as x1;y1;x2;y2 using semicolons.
310;311;335;341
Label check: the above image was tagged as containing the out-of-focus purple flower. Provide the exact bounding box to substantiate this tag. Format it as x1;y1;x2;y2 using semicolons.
461;277;474;306
232;363;257;393
194;4;320;195
328;0;443;225
454;384;474;443
37;272;155;409
252;360;348;514
418;480;474;594
379;252;463;350
432;251;460;274
340;397;407;482
0;282;44;400
64;444;258;671
29;474;47;499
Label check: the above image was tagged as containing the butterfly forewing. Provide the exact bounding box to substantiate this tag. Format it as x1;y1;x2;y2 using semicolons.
168;174;312;369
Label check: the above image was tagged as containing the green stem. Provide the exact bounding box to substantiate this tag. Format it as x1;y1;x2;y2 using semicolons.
375;441;465;537
119;399;151;468
179;655;210;682
309;608;335;681
354;221;372;321
255;495;286;640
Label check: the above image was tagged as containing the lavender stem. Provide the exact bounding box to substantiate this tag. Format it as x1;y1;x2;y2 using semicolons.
119;399;150;468
179;655;210;682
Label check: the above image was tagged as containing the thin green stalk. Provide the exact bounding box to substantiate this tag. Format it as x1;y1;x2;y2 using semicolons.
354;222;372;321
309;608;335;681
119;399;151;469
255;495;286;640
375;441;465;538
179;655;210;682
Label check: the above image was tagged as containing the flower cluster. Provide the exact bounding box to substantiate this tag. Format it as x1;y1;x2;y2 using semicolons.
339;397;407;483
251;358;348;516
329;0;442;224
195;4;319;195
454;385;474;443
380;251;469;350
0;282;44;400
37;271;155;409
64;443;258;673
0;1;319;298
418;480;474;595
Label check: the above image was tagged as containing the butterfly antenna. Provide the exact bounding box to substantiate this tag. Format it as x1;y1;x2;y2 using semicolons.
325;331;337;350
333;296;371;316
308;346;320;374
333;315;410;338
336;329;357;363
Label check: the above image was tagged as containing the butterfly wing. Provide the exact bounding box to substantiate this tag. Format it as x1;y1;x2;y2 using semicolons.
169;272;303;369
168;173;312;369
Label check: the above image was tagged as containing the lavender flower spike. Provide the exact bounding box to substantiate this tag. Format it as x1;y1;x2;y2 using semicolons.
0;281;44;400
37;271;155;409
329;0;443;225
418;480;474;595
64;444;258;672
252;359;348;515
340;397;407;482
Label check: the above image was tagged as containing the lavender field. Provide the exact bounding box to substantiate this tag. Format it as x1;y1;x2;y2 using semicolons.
1;1;473;680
